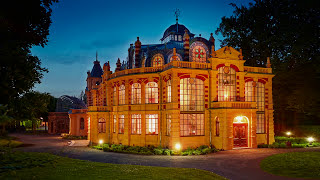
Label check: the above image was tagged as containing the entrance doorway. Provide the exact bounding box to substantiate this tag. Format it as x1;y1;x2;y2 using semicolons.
233;116;249;148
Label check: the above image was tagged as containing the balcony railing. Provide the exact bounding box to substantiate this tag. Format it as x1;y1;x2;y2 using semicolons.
244;66;272;74
211;101;257;109
110;61;211;79
88;106;108;112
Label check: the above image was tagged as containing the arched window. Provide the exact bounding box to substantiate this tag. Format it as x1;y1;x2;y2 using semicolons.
190;42;208;63
167;80;172;103
80;118;84;130
168;53;182;62
145;82;158;104
152;54;164;67
180;78;204;111
218;66;236;101
113;86;117;105
215;117;220;136
119;85;125;105
146;114;158;135
245;81;254;102
98;118;106;133
131;83;141;104
256;82;265;134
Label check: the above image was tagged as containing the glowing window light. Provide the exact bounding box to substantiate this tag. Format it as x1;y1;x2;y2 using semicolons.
286;131;292;136
234;116;248;123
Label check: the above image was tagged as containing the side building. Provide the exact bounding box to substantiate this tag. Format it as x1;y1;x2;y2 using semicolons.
73;22;275;150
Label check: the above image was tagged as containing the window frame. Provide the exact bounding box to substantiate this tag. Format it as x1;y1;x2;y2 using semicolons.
131;114;141;135
119;115;124;134
80;118;84;130
167;80;172;103
180;78;204;112
145;82;158;104
218;66;236;102
146;114;158;135
119;84;125;105
98;118;106;133
131;83;141;104
180;114;204;137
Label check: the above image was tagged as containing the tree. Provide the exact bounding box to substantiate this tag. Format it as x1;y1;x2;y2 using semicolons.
0;0;58;105
215;0;320;133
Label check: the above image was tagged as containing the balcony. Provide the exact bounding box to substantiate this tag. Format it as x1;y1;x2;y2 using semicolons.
110;61;211;79
211;101;257;109
244;66;272;74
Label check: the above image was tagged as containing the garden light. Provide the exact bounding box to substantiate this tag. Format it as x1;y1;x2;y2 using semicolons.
307;137;314;144
175;143;181;150
99;139;103;145
286;131;292;136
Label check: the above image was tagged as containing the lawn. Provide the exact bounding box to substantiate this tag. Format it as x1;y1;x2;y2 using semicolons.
0;136;23;148
0;150;226;180
260;152;320;179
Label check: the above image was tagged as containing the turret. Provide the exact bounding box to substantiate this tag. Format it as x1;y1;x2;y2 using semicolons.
183;29;190;61
116;58;122;72
209;33;215;50
135;37;141;68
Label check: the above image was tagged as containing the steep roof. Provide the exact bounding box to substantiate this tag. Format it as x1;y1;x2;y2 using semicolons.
90;60;103;78
161;23;193;41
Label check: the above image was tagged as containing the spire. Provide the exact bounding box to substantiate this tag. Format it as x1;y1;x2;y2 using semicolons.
96;51;98;61
116;58;122;72
174;8;180;24
266;57;271;68
134;37;141;68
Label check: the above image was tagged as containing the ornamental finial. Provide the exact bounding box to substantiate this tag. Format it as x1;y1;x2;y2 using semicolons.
174;8;180;24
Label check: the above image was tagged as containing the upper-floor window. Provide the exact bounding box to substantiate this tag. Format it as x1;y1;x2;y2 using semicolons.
145;82;158;104
131;83;141;104
180;78;204;111
119;115;124;134
245;81;254;102
152;54;164;67
180;114;204;136
80;118;84;130
218;66;236;101
146;114;158;135
98;118;106;133
190;42;207;63
178;35;182;41
119;85;125;105
131;114;141;134
167;80;172;103
256;82;265;111
113;86;116;105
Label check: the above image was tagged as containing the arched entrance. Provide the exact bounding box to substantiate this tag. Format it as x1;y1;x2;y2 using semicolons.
233;116;249;148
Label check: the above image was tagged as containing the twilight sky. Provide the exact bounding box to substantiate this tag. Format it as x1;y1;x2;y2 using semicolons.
32;0;252;98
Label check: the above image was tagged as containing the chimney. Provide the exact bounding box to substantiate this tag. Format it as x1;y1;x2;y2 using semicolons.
183;29;190;61
135;37;141;68
116;58;122;72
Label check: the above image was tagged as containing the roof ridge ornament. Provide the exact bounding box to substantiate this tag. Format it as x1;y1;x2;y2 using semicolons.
174;8;180;24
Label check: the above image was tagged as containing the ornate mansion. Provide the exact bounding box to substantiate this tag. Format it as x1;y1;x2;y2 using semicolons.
69;21;275;150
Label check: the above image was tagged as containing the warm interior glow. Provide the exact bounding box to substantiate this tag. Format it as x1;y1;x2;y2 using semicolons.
307;137;314;142
99;140;103;144
175;143;181;150
286;131;292;136
234;116;248;123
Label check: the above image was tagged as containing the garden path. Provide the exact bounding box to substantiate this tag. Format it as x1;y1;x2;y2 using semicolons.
11;133;320;180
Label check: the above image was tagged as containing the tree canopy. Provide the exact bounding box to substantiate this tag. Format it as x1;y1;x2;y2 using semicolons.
0;0;58;105
215;0;320;130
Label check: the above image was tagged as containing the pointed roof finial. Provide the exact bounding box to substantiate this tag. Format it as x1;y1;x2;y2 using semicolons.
174;8;180;24
96;51;98;61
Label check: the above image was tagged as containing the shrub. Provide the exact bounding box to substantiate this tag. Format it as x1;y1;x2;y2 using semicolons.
292;143;307;148
312;142;320;147
164;149;172;156
258;144;269;148
275;136;308;144
193;150;202;155
154;148;163;155
201;148;212;154
102;144;111;152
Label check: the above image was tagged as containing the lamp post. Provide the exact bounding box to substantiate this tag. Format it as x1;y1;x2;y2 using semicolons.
285;131;292;147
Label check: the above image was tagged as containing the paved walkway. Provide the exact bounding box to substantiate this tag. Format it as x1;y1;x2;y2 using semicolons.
11;133;320;180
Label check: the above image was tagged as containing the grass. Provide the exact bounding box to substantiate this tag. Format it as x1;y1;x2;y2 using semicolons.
0;136;23;148
260;152;320;179
0;150;226;180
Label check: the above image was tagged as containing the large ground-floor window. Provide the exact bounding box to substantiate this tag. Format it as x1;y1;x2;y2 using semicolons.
131;114;141;134
146;114;158;135
180;114;204;136
256;113;265;133
98;118;106;133
119;115;124;134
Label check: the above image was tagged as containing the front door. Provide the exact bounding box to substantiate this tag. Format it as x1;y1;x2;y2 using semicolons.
233;123;248;147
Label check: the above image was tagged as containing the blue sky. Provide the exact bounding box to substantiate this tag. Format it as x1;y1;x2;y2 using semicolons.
31;0;252;98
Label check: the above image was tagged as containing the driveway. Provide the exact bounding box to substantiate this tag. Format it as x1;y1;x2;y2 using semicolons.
12;133;320;180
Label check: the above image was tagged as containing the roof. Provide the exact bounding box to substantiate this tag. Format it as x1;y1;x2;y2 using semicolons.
90;60;103;78
161;23;192;41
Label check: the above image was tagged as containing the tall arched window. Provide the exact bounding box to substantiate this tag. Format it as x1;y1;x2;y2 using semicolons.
113;86;117;105
167;80;172;103
145;82;158;104
119;115;124;134
180;78;204;111
168;54;182;62
218;66;236;101
152;54;164;67
80;118;84;130
190;42;208;63
256;82;265;134
98;118;106;133
113;115;117;133
119;85;125;105
245;81;254;102
131;83;141;104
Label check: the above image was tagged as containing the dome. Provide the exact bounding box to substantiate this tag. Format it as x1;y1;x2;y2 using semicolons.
161;23;191;41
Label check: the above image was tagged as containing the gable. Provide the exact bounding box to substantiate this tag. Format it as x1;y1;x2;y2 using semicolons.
215;46;242;60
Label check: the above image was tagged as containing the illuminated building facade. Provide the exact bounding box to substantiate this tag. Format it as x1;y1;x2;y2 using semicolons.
69;21;275;150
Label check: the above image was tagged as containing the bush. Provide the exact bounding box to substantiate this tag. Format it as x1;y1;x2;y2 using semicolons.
62;135;87;140
164;149;172;156
275;136;308;144
292;143;307;148
312;142;320;147
258;144;269;148
154;148;164;155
